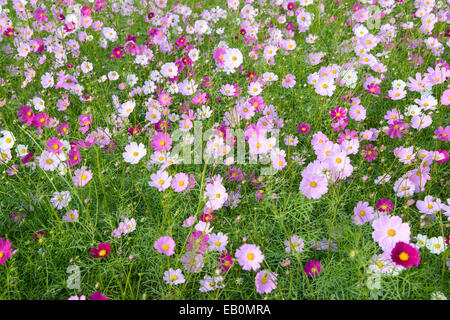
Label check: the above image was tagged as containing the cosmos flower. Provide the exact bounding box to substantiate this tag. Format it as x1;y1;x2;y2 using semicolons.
255;270;277;294
154;236;176;256
304;259;322;277
90;242;111;258
235;244;264;271
390;241;420;268
0;238;12;265
372;215;411;252
163;268;185;285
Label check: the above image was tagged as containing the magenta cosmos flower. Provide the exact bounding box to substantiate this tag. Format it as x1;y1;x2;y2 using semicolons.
151;132;172;151
17;106;34;126
329;107;347;122
90;291;109;300
376;198;394;212
46;137;64;154
217;252;233;273
372;215;411;252
386;120;409;139
297;123;310;134
304;259;322;277
434;126;450;142
390;241;420;269
235;244;264;271
255;270;277;294
90;242;111;258
154;236;176;256
0;238;12;265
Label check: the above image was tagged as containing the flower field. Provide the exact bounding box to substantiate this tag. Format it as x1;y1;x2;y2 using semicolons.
0;0;449;301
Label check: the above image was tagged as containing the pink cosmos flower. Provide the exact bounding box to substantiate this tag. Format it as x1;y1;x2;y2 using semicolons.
304;259;322;277
255;270;277;294
171;173;189;192
282;74;296;88
46;137;64;154
81;5;92;16
149;170;172;191
352;201;374;225
57;123;69;136
329;107;347;121
90;291;109;300
0;238;12;265
32;112;49;128
362;144;378;162
366;83;380;95
34;8;48;23
163;268;185;285
440;88;450;106
154;236;176;256
218;252;234;272
372;215;411;252
299;174;328;199
376;198;394;212
297;123;310;134
182;216;195;228
151;132;172;151
386;120;409;139
38;151;60;171
73;166;93;187
235;244;264;271
93;0;106;12
434;126;450;142
78;114;92;134
90;242;111;258
17;106;34;126
390;241;420;268
213;48;226;67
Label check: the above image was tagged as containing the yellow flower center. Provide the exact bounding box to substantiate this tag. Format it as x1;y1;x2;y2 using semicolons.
247;253;255;261
99;250;106;256
310;181;317;188
162;244;169;251
387;229;396;237
399;252;409;261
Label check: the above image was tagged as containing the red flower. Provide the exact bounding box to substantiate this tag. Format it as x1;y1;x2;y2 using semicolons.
390;242;420;268
90;242;111;258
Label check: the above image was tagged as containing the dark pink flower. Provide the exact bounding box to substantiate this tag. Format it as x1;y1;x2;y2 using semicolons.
376;198;394;212
90;242;111;258
304;259;322;277
390;241;420;268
